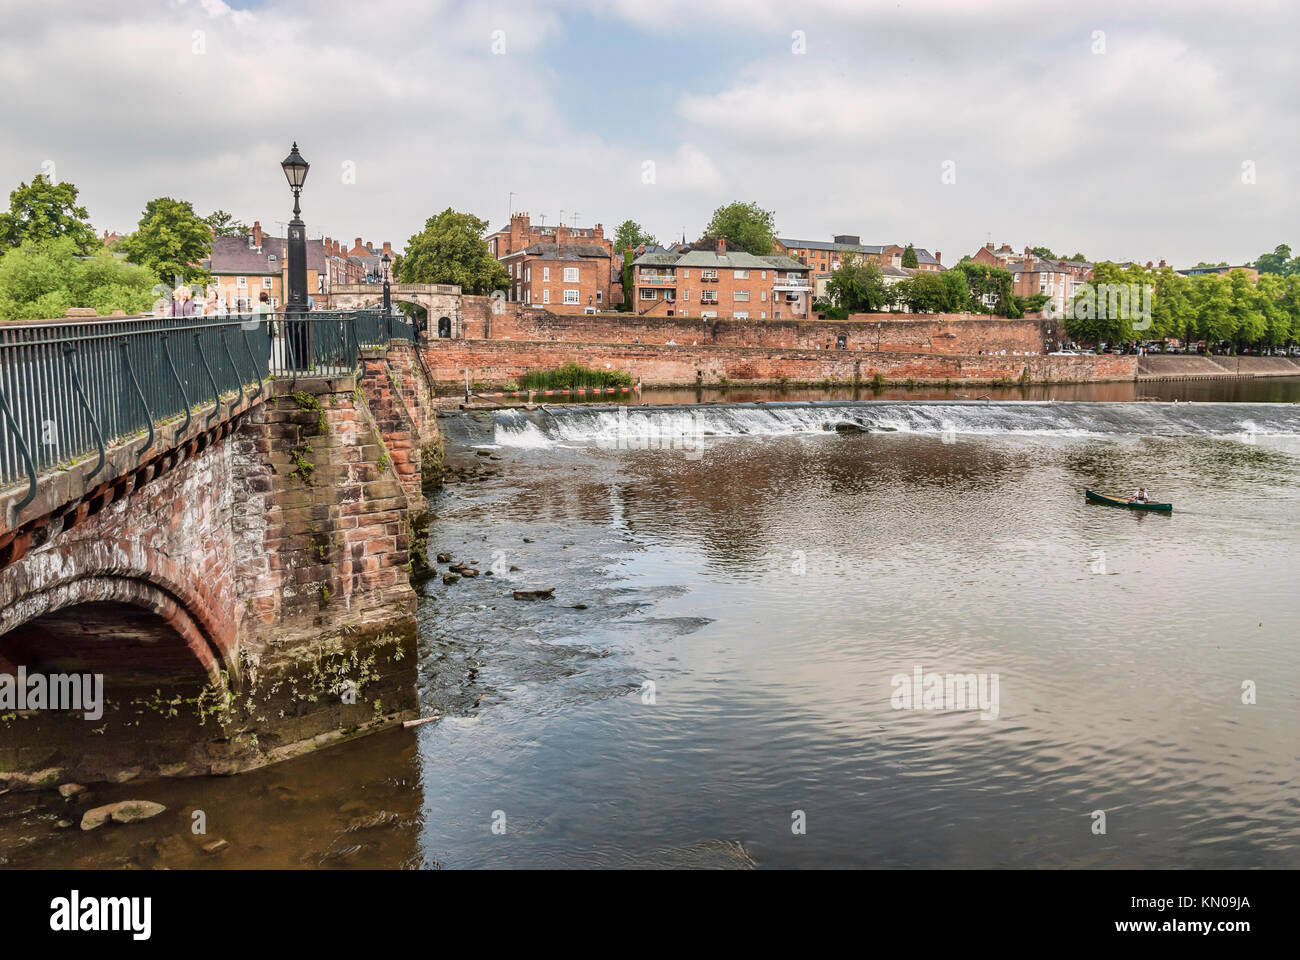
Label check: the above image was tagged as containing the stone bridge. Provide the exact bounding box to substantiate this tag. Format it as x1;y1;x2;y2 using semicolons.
324;283;466;339
0;312;441;786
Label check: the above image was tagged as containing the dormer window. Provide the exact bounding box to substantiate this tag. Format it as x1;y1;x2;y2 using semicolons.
268;254;277;263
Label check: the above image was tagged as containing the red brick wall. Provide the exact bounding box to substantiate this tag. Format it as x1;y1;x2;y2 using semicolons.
422;339;1135;388
454;302;1053;356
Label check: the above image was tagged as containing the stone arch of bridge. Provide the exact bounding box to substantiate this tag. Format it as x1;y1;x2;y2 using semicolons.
0;539;234;687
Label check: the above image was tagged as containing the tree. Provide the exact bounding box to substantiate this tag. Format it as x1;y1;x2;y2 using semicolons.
1031;246;1056;259
701;201;776;256
1254;244;1298;276
901;244;919;268
894;270;969;314
1151;267;1195;341
825;255;889;312
204;210;249;238
1226;270;1265;347
612;219;655;254
116;197;212;286
954;261;1018;316
0;174;97;253
1193;273;1235;343
0;236;158;322
398;208;510;294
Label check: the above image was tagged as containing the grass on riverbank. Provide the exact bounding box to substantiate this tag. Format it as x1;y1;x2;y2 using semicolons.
518;362;634;391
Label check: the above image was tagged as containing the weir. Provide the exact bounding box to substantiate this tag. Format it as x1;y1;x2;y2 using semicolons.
442;400;1300;449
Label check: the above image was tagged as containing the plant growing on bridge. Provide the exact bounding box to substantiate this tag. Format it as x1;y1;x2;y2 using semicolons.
289;444;315;483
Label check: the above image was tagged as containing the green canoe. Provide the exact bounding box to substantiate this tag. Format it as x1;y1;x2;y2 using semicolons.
1085;489;1173;512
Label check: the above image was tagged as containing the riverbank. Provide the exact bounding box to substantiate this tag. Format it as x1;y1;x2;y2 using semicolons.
1138;355;1300;380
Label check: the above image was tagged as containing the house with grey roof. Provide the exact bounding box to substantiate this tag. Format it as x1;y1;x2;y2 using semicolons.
630;238;812;319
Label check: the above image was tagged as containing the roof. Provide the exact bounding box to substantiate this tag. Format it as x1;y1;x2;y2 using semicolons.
206;235;327;274
634;249;810;270
505;242;611;261
779;237;885;255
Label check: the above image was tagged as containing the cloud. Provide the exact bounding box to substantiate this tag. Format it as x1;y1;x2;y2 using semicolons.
0;0;1293;265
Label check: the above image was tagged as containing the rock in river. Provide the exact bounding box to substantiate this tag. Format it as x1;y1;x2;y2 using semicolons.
513;587;555;601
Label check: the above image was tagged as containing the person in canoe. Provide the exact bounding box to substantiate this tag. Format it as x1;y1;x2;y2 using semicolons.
1129;487;1149;504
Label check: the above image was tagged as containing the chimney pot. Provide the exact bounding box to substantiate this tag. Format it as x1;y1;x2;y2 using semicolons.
935;251;941;263
716;237;726;256
1159;259;1166;268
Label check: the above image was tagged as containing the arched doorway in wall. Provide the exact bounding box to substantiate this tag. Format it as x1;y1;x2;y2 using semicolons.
437;316;452;338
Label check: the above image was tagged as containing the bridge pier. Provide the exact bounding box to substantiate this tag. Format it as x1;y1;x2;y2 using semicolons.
0;322;440;788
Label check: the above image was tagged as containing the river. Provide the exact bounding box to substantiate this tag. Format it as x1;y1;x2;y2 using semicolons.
3;381;1298;868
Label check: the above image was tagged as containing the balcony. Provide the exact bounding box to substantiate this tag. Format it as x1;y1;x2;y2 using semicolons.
637;274;677;285
772;279;812;292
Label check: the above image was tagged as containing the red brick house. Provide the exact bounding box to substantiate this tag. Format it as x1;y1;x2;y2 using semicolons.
632;239;812;319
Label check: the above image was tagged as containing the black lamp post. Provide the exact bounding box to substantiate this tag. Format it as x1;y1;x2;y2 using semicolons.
280;142;310;366
381;251;392;315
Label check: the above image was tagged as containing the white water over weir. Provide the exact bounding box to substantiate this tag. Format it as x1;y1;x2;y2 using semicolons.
438;401;1300;449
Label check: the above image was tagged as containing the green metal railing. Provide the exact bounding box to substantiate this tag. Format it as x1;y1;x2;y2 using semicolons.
0;307;413;507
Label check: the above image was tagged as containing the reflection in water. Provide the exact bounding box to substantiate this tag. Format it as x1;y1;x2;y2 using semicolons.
4;393;1298;869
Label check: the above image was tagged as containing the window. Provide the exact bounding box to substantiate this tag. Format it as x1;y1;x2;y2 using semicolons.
761;271;767;279
734;290;750;301
563;289;580;304
682;289;689;301
761;291;767;301
734;311;749;319
701;269;718;280
268;254;277;263
542;289;550;304
733;269;749;279
563;267;579;282
525;268;531;281
543;266;550;281
237;277;247;289
596;291;602;303
700;290;718;304
263;277;273;289
681;269;689;278
641;289;657;300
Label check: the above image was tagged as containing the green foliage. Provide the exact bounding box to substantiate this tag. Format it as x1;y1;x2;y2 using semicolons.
117;197;212;286
204;210;249;237
701;201;777;256
892;270;971;314
1030;246;1056;260
518;362;633;391
1254;243;1299;276
953;261;1018;316
397;208;509;294
901;244;919;268
0;237;158;321
613;219;656;253
0;174;98;253
826;254;889;312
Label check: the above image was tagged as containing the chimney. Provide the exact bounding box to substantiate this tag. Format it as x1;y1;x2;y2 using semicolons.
354;237;363;251
382;241;392;257
1159;259;1166;269
935;251;941;264
252;220;263;249
716;237;726;256
985;242;994;250
1146;261;1154;269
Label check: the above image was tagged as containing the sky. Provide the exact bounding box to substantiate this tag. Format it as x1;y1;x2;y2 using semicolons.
1;0;1296;266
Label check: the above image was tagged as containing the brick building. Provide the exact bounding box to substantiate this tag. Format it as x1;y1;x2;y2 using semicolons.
776;235;944;299
205;221;396;310
631;239;812;319
490;212;621;309
969;243;1094;315
500;243;618;313
487;212;614;259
